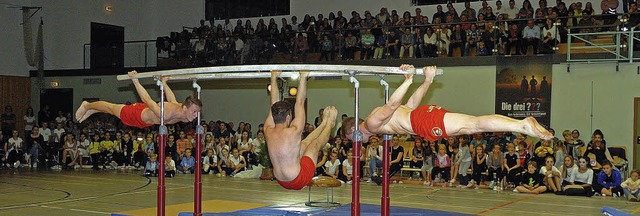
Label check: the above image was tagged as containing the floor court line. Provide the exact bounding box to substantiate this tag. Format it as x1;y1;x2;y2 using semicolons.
39;205;112;215
476;194;537;215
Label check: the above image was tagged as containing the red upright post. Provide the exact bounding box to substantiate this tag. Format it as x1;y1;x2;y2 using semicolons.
193;81;203;216
157;132;166;216
350;74;361;216
381;134;391;216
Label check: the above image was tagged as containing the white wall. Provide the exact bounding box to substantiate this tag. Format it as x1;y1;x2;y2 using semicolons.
0;0;36;76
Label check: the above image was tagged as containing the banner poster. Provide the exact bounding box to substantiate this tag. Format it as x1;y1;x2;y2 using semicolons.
495;55;552;127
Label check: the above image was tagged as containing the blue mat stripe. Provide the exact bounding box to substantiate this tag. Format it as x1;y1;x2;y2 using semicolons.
180;203;469;216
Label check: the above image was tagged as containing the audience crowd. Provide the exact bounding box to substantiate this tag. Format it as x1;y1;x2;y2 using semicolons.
159;0;640;66
0;104;638;202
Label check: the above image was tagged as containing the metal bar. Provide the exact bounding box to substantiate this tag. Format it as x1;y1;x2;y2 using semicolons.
350;73;361;216
193;80;203;216
157;79;166;216
116;65;443;80
379;76;390;216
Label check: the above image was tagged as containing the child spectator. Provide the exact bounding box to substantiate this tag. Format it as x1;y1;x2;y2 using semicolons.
566;156;594;197
203;149;218;174
561;155;578;186
143;153;159;177
487;144;505;190
503;143;522;189
469;145;487;189
229;148;246;176
454;135;472;186
535;139;553;167
594;161;623;197
164;155;176;178
324;152;341;181
541;156;563;194
340;149;354;184
89;134;102;170
431;144;451;187
178;149;195;174
554;141;566;169
516;161;547;194
449;142;460;185
621;169;640;201
217;148;233;176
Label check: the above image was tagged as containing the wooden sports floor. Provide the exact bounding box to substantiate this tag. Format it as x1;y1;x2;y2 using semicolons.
0;169;638;216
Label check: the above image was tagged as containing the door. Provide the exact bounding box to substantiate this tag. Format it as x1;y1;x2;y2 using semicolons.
40;88;73;119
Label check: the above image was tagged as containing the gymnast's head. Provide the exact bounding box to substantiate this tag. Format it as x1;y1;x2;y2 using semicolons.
271;101;293;125
182;96;203;121
342;117;367;142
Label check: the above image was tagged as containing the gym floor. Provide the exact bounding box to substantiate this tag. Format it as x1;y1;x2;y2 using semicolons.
0;169;637;216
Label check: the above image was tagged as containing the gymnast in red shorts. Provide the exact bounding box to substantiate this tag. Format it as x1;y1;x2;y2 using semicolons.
343;64;553;144
75;71;201;128
264;71;338;190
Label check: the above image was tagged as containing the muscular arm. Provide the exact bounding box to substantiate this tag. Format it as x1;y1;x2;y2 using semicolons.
264;71;281;128
291;71;309;131
405;66;437;109
129;71;162;117
365;66;414;132
161;77;177;103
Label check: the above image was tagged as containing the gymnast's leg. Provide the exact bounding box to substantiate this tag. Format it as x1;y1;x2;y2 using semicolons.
76;101;125;123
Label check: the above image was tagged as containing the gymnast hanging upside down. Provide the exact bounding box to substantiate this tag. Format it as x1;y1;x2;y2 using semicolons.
264;71;338;190
75;71;201;128
343;64;553;143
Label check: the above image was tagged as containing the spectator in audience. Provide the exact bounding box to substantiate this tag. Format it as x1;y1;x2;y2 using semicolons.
481;22;497;55
454;135;472;185
594;161;623;197
536;0;550;17
37;105;50;125
470;145;487;189
360;29;375;60
6;130;23;168
229;148;246;176
436;23;451;55
39;122;52;149
487;144;505;190
202;149;218;174
178;148;195;174
144;133;156;156
143;153;159;177
319;34;334;61
292;33;309;62
504;143;522;188
410;137;426;176
485;7;497;20
446;3;460;21
479;0;491;17
23;107;35;138
541;156;563;194
566;156;595;196
521;19;542;54
61;132;78;167
89;133;102;170
165;155;176;177
176;130;190;159
519;0;535;19
535;139;553;166
423;27;438;57
495;0;505;18
461;1;477;21
626;2;640;30
373;32;388;59
561;155;578;186
583;129;614;171
449;24;467;57
339;149;354;184
344;31;357;60
76;133;89;167
466;24;481;55
324;151;341;181
100;132;115;169
122;133;133;168
112;132;124;167
432;144;451;187
133;132;147;169
601;0;619;25
54;111;67;125
386;31;400;58
389;135;405;179
578;10;595;36
433;5;447;25
504;0;520;20
621;169;640;201
564;130;584;163
399;28;415;58
238;131;255;167
366;135;383;183
413;28;425;58
516;161;547;193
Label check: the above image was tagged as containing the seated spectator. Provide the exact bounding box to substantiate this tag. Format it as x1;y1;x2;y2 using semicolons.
594;161;623;197
423;28;439;57
324;151;341;180
89;134;102;170
465;24;481;55
577;11;595;36
61;132;78;167
516;161;547;194
344;32;357;60
583;129;615;171
469;145;487;189
541;19;559;54
77;133;90;167
202;149;218;174
143;153;159;177
566;156;594;196
373;33;387;59
435;25;451;55
503;143;522;187
431;144;451;187
461;1;477;21
386;31;400;58
389;136;405;179
291;33;309;62
133;132;147;169
6;130;24;168
541;156;563;194
178;149;195;174
176;131;191;159
487;144;505;190
339;149;354;184
366;135;383;182
413;27;425;58
144;133;156;156
535;139;553;167
217;148;233;176
121;133;133;168
449;25;466;57
477;41;491;56
315;148;328;176
561;155;578;186
228;148;246;176
410;137;426;174
165;155;176;178
621;169;640;201
319;34;334;61
399;28;415;58
360;29;375;60
481;22;497;55
521;19;541;54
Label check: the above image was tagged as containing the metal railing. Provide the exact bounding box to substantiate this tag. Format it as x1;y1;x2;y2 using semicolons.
567;26;640;63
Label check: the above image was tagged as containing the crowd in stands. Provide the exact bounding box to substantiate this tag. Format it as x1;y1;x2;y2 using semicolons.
1;104;638;202
159;0;640;66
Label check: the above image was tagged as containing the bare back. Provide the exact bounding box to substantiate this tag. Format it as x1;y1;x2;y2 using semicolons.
365;105;416;135
264;125;303;181
140;102;185;125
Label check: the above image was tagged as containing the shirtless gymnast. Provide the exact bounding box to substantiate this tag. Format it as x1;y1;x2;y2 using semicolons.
343;64;553;144
75;71;201;128
264;71;338;190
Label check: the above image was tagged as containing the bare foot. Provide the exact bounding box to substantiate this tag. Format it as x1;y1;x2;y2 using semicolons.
523;117;553;140
75;101;89;121
322;106;338;128
79;109;98;123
